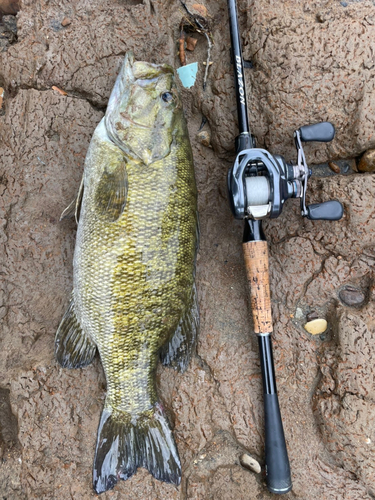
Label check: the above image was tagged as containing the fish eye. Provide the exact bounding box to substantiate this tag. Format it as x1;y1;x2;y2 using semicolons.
161;92;173;103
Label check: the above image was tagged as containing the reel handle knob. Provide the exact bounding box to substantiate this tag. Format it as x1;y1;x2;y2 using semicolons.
306;200;343;221
299;122;335;143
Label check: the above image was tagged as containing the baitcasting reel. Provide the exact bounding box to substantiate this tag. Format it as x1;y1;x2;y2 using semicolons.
228;121;344;222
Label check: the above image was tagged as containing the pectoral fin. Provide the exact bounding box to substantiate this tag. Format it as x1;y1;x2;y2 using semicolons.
55;295;97;369
94;160;128;222
159;284;199;372
60;175;84;224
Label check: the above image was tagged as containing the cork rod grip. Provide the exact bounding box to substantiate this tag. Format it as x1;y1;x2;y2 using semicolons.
243;240;273;333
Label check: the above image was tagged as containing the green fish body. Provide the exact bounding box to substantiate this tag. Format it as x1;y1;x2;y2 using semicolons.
55;54;198;494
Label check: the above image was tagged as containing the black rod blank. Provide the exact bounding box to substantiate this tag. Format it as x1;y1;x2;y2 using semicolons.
228;0;251;142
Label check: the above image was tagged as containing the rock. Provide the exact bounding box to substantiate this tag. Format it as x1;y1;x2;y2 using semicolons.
0;14;17;50
0;0;19;16
239;453;261;474
61;17;71;27
200;1;375;159
306;310;319;322
304;318;328;335
358;150;375;173
329;161;341;174
191;3;208;17
0;87;3;109
339;286;366;307
197;129;211;147
186;36;197;51
295;307;304;320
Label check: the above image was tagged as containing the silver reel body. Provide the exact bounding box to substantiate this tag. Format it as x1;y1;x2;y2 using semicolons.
228;123;343;222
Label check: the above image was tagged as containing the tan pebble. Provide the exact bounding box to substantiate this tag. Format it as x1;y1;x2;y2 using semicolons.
328;161;340;174
61;17;71;27
192;3;208;17
0;87;3;110
358;149;375;173
197;130;211;147
186;36;198;51
239;453;261;474
304;318;327;335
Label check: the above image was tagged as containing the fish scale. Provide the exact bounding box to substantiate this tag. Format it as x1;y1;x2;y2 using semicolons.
55;53;198;493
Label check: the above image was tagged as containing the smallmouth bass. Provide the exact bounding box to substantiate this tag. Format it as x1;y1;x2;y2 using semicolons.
55;53;199;494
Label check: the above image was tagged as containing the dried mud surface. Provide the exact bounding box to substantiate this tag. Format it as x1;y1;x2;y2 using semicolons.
1;0;375;499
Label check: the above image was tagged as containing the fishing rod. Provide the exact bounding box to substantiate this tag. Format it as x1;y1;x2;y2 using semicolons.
226;0;343;494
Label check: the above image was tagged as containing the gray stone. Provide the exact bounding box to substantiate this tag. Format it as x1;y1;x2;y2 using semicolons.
339;286;366;307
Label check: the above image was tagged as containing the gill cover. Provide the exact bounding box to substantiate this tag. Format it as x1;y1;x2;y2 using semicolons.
105;53;179;166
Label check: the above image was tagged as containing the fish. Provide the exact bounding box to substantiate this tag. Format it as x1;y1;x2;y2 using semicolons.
55;52;199;494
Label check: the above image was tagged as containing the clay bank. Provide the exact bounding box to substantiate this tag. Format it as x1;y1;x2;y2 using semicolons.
0;0;375;499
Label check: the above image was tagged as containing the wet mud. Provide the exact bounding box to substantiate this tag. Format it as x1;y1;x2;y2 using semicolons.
1;0;375;498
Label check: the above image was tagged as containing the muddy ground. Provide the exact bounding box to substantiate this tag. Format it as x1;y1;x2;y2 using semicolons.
1;0;375;498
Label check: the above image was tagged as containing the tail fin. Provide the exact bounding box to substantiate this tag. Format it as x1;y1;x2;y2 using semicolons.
93;403;181;494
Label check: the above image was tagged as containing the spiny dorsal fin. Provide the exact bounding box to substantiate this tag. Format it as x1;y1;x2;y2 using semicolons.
55;295;97;369
94;161;128;222
60;175;84;224
159;283;199;372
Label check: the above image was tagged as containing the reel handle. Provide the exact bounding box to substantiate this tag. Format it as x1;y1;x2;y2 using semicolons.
298;122;335;143
307;200;343;221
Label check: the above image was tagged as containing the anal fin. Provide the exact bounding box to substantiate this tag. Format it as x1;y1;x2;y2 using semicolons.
55;294;96;368
160;283;199;373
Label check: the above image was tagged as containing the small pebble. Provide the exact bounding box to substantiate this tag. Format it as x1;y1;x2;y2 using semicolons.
197;129;211;147
186;36;198;52
295;307;304;320
304;318;327;335
358;149;375;173
61;17;71;27
192;3;208;17
339;285;365;307
0;87;3;110
239;453;261;474
328;161;340;174
306;310;319;322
